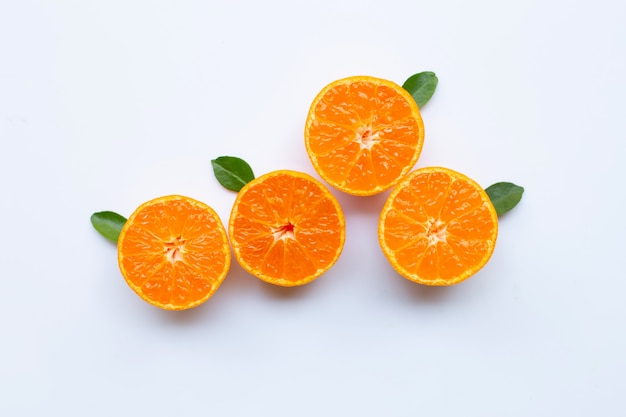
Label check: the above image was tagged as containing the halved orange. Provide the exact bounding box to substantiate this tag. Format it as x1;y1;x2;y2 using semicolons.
305;75;425;196
117;195;231;310
229;170;345;286
378;167;498;285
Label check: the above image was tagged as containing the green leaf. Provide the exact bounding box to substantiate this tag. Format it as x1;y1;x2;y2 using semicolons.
211;156;255;192
91;211;127;243
485;182;524;216
402;71;438;108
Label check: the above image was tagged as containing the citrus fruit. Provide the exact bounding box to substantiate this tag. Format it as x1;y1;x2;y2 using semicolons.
117;195;231;310
229;170;345;286
304;75;425;196
378;167;498;286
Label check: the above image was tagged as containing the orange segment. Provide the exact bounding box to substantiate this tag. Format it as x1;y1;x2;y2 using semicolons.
378;167;498;286
117;195;231;310
229;170;345;287
305;76;425;196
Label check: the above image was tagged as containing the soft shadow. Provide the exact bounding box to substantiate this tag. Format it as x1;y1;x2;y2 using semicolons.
222;260;319;301
403;281;457;302
335;191;390;217
390;272;462;304
259;278;319;301
214;260;259;295
156;302;211;324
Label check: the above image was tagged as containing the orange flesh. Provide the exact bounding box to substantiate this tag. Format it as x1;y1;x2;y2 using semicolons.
305;77;424;196
229;170;345;286
379;168;498;285
118;196;230;309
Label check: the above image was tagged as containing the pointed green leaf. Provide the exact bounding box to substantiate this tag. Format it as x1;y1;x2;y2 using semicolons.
402;71;438;108
91;211;127;243
211;156;255;192
485;182;524;216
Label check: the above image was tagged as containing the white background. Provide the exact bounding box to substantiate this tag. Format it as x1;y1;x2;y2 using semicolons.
1;0;625;415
